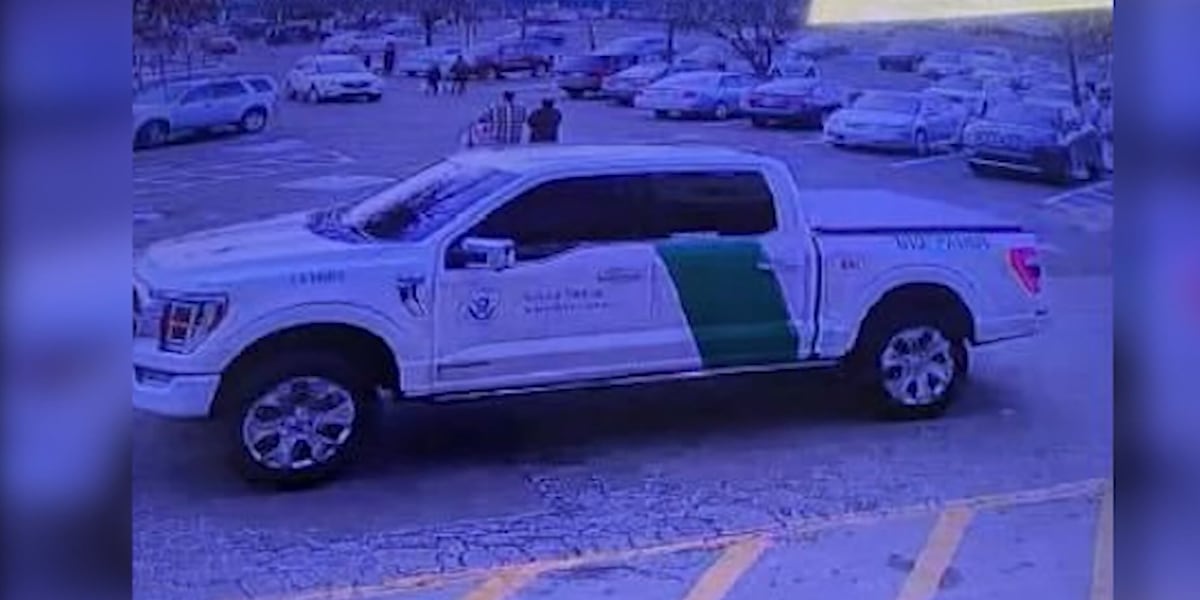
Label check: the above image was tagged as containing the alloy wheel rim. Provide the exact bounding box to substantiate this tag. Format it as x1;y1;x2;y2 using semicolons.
241;376;357;471
879;326;955;406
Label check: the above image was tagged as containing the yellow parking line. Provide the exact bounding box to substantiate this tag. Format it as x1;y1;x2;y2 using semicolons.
459;566;544;600
895;507;975;600
681;536;772;600
1090;485;1114;600
256;479;1107;600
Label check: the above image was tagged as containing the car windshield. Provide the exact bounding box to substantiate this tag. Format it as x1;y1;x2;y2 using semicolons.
316;57;367;74
339;161;516;240
984;102;1059;128
134;82;193;104
853;92;920;114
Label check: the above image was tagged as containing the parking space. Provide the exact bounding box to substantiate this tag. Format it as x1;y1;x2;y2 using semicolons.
248;480;1110;600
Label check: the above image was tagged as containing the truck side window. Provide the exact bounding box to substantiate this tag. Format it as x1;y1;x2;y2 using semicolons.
648;172;777;237
468;175;650;259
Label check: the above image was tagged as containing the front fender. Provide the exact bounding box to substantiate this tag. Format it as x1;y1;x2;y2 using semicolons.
219;302;433;394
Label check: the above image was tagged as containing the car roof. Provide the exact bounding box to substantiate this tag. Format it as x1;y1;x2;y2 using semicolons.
450;144;771;174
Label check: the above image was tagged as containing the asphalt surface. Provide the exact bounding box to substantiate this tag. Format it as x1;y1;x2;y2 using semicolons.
133;20;1114;600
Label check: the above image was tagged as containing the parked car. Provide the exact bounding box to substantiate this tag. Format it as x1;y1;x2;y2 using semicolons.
824;90;969;155
557;50;664;99
918;51;970;79
785;33;851;60
463;39;556;79
497;27;568;49
265;23;321;46
395;46;463;77
199;34;239;55
962;99;1104;183
926;75;989;116
742;77;849;128
284;55;384;103
602;48;735;105
635;70;762;120
132;74;278;149
321;31;398;55
877;41;925;72
602;63;672;105
131;144;1048;483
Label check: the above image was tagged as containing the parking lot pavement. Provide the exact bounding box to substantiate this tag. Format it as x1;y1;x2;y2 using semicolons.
236;479;1109;600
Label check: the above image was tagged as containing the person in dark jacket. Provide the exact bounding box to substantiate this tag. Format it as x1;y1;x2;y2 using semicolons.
526;98;562;143
450;55;470;95
424;63;442;95
383;42;396;76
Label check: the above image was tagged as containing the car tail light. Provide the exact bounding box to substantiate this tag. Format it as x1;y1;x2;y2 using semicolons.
1007;247;1042;295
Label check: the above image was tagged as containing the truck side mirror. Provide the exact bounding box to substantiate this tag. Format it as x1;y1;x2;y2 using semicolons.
452;237;516;270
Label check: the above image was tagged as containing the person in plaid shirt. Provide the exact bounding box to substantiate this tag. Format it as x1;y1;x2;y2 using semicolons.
476;91;528;146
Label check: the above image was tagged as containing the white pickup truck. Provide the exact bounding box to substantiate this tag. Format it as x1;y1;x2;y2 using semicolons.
134;145;1048;483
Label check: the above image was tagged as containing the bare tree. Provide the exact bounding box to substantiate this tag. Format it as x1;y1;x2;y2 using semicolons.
661;0;801;75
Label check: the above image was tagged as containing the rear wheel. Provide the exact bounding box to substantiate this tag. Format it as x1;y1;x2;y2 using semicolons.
853;313;967;420
713;102;731;120
224;352;376;485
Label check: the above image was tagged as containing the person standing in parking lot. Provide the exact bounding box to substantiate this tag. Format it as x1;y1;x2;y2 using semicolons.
424;63;442;95
527;98;563;143
450;55;470;95
476;90;527;145
383;42;396;76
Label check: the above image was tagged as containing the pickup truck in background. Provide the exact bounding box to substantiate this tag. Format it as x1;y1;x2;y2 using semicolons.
133;145;1048;484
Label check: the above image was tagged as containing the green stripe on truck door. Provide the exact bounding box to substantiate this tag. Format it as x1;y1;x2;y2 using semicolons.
655;238;800;369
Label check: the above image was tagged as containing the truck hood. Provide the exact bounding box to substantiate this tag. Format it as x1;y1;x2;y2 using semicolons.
137;211;367;280
803;189;1019;232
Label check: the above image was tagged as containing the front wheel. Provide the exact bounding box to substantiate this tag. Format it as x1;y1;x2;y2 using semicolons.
713;102;731;120
305;86;322;103
913;129;930;156
853;314;967;420
135;120;169;149
224;352;376;485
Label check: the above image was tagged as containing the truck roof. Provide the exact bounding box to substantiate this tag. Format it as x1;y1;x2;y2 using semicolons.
451;144;772;174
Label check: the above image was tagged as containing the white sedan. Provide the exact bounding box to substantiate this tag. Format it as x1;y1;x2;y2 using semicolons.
824;90;969;155
320;31;398;55
284;55;384;103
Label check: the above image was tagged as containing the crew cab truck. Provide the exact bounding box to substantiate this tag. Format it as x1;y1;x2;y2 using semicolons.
133;145;1048;483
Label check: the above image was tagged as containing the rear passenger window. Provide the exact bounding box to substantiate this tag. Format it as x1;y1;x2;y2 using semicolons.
211;81;248;98
648;172;777;236
247;78;275;93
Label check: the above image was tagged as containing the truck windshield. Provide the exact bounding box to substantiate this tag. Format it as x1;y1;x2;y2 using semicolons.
340;161;516;241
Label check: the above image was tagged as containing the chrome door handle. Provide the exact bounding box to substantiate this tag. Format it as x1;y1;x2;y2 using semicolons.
755;261;775;272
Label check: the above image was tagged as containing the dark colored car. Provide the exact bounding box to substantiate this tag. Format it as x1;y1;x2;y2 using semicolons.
556;53;651;98
742;77;849;128
265;23;321;46
465;39;555;79
877;42;926;72
963;100;1104;184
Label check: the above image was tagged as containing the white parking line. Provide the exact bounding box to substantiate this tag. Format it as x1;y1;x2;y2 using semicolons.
891;152;962;168
1040;181;1112;207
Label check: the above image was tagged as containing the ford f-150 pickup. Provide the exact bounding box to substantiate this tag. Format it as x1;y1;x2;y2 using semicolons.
133;145;1048;483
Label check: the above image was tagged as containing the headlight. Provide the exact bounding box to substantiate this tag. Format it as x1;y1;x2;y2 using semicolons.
136;291;227;354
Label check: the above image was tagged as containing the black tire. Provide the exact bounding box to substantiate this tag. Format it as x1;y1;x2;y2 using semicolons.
713;102;731;120
654;109;669;119
852;311;968;420
135;120;169;149
306;86;322;104
239;107;268;133
222;352;377;486
566;89;584;100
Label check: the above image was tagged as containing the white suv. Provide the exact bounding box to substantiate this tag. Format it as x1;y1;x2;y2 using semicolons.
284;54;384;103
133;74;278;150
